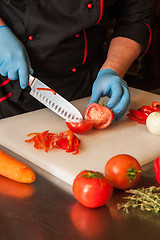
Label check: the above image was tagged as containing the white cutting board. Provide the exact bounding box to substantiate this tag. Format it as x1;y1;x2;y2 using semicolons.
0;87;160;185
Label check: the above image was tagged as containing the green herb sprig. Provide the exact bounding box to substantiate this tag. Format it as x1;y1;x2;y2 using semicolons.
117;186;160;214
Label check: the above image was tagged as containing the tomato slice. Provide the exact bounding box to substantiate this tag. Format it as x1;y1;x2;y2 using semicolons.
84;103;113;129
66;119;94;134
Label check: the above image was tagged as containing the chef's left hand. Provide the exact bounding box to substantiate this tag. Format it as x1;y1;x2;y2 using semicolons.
89;69;130;121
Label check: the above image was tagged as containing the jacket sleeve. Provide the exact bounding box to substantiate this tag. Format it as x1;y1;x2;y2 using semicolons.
112;0;156;55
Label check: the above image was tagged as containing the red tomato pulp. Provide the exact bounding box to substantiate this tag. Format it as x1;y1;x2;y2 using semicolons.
84;103;113;129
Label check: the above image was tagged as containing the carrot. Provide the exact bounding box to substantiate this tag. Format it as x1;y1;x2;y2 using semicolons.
0;176;35;198
0;150;36;183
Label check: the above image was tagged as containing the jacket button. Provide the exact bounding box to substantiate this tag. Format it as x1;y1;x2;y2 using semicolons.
28;35;34;41
72;68;77;72
88;3;93;9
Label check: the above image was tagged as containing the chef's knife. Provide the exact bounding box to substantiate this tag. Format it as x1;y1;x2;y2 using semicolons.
29;75;83;121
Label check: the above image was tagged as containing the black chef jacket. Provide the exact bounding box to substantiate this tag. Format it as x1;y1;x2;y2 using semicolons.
0;0;155;118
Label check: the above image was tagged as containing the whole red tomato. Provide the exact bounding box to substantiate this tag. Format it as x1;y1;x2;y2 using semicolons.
66;119;94;134
72;170;113;208
105;154;142;190
84;103;113;129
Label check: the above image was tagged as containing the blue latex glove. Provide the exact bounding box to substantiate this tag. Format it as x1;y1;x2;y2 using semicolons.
0;25;33;89
89;69;130;121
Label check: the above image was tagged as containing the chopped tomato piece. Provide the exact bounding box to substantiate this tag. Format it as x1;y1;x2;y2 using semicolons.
127;109;148;124
25;130;80;154
72;136;80;155
128;102;160;124
152;101;160;109
140;105;157;114
37;88;56;95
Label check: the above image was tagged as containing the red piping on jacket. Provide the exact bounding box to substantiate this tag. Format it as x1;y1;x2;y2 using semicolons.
0;78;10;87
0;92;11;103
82;29;87;64
142;23;152;56
96;0;103;24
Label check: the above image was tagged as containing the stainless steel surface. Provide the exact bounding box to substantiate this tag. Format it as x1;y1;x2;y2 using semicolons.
1;145;160;240
29;75;83;121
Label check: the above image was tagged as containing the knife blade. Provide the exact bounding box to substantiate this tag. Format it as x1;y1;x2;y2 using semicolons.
29;75;83;121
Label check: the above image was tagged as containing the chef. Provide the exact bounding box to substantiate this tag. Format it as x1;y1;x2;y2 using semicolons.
0;0;155;120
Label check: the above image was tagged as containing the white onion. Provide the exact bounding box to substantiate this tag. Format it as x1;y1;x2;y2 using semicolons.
146;112;160;135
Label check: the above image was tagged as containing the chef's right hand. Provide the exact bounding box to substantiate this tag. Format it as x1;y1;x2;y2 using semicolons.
0;25;33;89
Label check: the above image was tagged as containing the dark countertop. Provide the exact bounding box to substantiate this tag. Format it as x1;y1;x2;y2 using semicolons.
0;145;160;240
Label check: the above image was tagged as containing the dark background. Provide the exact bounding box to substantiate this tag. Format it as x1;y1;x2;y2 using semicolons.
125;0;160;92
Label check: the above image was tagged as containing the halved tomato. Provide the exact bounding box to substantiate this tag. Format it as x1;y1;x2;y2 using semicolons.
84;103;113;129
66;119;94;134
